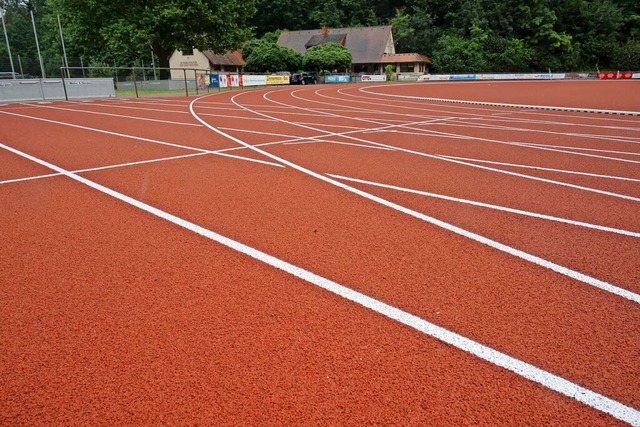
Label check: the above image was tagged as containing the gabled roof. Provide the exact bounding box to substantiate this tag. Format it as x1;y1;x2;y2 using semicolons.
278;26;394;64
202;49;245;66
381;53;431;64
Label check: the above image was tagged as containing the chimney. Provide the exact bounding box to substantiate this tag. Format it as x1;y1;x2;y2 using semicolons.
321;26;328;37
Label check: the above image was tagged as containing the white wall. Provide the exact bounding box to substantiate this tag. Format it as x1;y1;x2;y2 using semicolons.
169;49;211;80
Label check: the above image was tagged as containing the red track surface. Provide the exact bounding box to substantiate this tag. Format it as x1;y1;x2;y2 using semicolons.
1;81;639;425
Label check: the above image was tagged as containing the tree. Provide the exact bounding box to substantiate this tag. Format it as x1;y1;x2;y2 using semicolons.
243;40;302;72
430;26;488;73
485;35;533;72
48;0;256;77
302;42;352;72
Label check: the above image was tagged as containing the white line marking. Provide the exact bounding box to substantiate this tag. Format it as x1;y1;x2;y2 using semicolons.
327;173;640;237
358;84;640;116
0;110;284;170
192;92;640;304
256;91;640;202
31;103;202;127
296;89;640;165
437;155;640;183
4;139;638;426
0;152;210;185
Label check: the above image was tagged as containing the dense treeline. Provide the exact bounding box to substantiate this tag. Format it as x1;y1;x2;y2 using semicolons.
1;0;639;77
251;0;640;71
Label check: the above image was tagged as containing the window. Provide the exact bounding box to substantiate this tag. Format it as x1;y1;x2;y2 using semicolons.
399;63;413;73
182;48;194;56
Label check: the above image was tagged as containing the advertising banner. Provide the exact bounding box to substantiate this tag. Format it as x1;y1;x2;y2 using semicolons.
397;74;420;81
449;74;477;80
361;74;386;82
207;74;220;88
325;75;351;83
266;75;290;85
242;75;268;86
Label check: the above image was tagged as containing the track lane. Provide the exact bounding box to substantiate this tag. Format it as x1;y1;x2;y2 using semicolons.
2;145;636;426
1;83;633;424
361;80;640;111
184;93;640;412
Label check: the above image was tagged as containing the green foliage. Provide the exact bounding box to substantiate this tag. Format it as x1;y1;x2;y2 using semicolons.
2;0;640;76
243;39;302;72
431;26;487;72
384;64;395;79
302;42;352;72
46;0;256;74
613;39;640;69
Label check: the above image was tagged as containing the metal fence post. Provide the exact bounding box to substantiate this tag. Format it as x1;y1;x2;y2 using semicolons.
61;67;69;101
183;69;189;96
132;67;139;98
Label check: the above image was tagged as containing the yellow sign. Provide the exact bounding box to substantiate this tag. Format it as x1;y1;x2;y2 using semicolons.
266;75;290;85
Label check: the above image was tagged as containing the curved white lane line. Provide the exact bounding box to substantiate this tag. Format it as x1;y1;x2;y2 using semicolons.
438;154;640;183
294;88;640;165
186;93;640;426
190;91;640;303
259;91;640;202
358;84;640;116
333;85;640;130
327;173;640;237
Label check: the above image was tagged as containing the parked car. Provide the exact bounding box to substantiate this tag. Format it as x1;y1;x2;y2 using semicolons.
291;72;317;85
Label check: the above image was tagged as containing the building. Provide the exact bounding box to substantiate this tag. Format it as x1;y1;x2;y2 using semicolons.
277;26;430;75
381;53;431;75
168;49;245;80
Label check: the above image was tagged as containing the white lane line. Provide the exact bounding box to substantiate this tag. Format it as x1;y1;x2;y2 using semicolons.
437;155;640;183
358;85;640;116
283;139;396;151
0;153;211;185
0;110;284;170
2;139;639;427
460;116;640;138
31;103;202;127
298;89;640;165
331;87;640;143
193;92;640;304
518;141;640;160
65;101;191;115
431;119;640;145
327;174;640;237
258;92;640;202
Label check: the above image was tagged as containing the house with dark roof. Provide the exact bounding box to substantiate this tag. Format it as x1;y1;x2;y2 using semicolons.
277;26;430;75
169;49;245;80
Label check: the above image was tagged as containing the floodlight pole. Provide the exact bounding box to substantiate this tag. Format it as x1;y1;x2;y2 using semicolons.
30;10;46;78
57;15;69;78
1;14;16;78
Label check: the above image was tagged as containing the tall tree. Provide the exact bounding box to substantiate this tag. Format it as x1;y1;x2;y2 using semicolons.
48;0;256;76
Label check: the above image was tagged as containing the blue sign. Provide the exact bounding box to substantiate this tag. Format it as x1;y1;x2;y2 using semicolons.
207;74;220;88
449;74;477;80
325;75;351;83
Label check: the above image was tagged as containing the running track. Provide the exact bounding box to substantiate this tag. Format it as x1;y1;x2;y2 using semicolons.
1;80;639;425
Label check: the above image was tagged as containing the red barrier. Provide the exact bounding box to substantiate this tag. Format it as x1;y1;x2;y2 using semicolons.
597;71;634;79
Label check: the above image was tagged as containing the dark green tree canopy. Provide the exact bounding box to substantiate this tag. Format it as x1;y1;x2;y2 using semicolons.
2;0;640;75
243;39;302;72
47;0;256;71
302;42;352;72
